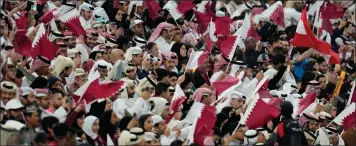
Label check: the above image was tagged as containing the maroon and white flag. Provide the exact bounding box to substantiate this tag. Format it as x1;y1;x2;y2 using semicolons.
165;84;187;124
332;102;355;131
31;23;58;60
187;102;216;146
39;9;56;24
72;72;124;104
286;92;317;118
144;0;161;19
213;77;240;97
347;80;356;106
57;9;86;37
292;8;340;64
240;94;280;129
163;1;195;20
14;12;32;57
217;36;238;60
253;1;285;28
234;12;260;49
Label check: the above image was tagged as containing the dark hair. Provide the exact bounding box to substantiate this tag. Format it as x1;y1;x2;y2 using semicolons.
138;114;152;132
155;68;170;81
49;88;65;97
30;77;48;89
180;72;193;89
155;82;170;96
316;74;326;81
24;110;40;119
32;133;49;145
41;116;59;134
89;51;103;60
268;36;281;46
170;139;184;146
169;71;178;78
147;42;156;52
316;57;326;64
304;60;317;72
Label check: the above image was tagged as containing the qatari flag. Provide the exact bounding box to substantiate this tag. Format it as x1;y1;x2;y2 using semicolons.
333;102;355;131
165;84;187;124
31;23;58;60
240;94;280;129
347;80;356;105
57;9;85;37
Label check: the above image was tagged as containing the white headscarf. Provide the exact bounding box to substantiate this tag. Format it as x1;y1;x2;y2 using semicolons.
125;47;143;63
82;116;99;139
88;59;112;78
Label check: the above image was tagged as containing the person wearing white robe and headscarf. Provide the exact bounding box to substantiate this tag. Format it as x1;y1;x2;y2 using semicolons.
244;129;259;145
79;2;94;29
129;77;156;118
51;55;75;85
1;81;18;106
82;116;105;146
88;60;112;83
148;22;176;54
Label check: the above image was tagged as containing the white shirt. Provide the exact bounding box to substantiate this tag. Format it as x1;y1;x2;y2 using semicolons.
154;36;174;54
79;16;93;29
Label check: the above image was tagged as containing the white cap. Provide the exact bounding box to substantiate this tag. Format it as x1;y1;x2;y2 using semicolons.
75;68;87;77
152;115;164;125
5;99;24;111
79;2;94;11
67;48;79;58
129;20;144;29
21;87;36;96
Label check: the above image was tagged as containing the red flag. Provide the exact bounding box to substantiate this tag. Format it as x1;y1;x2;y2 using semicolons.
256;1;285;28
194;11;213;34
292;8;339;64
165;84;187;124
213;77;239;96
197;37;211;65
287;92;317;118
241;95;280;129
213;16;233;36
163;1;195;20
73;78;124;104
144;0;161;19
320;1;344;19
192;103;216;146
177;1;195;15
31;23;58;60
217;36;238;60
39;10;55;24
333;102;355;131
57;9;85;37
14;12;32;57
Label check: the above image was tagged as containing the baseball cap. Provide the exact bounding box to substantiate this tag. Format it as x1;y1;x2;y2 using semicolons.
257;54;270;63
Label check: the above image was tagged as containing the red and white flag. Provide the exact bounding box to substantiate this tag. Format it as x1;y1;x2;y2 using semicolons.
187;102;216;146
197;0;210;13
144;0;161;19
165;84;187;124
186;37;211;70
57;9;86;37
234;12;260;48
213;77;240;96
240;94;280;129
213;17;233;36
31;23;58;60
73;72;124;104
292;8;340;64
286;92;317;118
347;80;356;106
163;1;195;20
217;36;238;60
332;102;355;131
14;12;32;57
39;9;56;24
253;1;285;28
